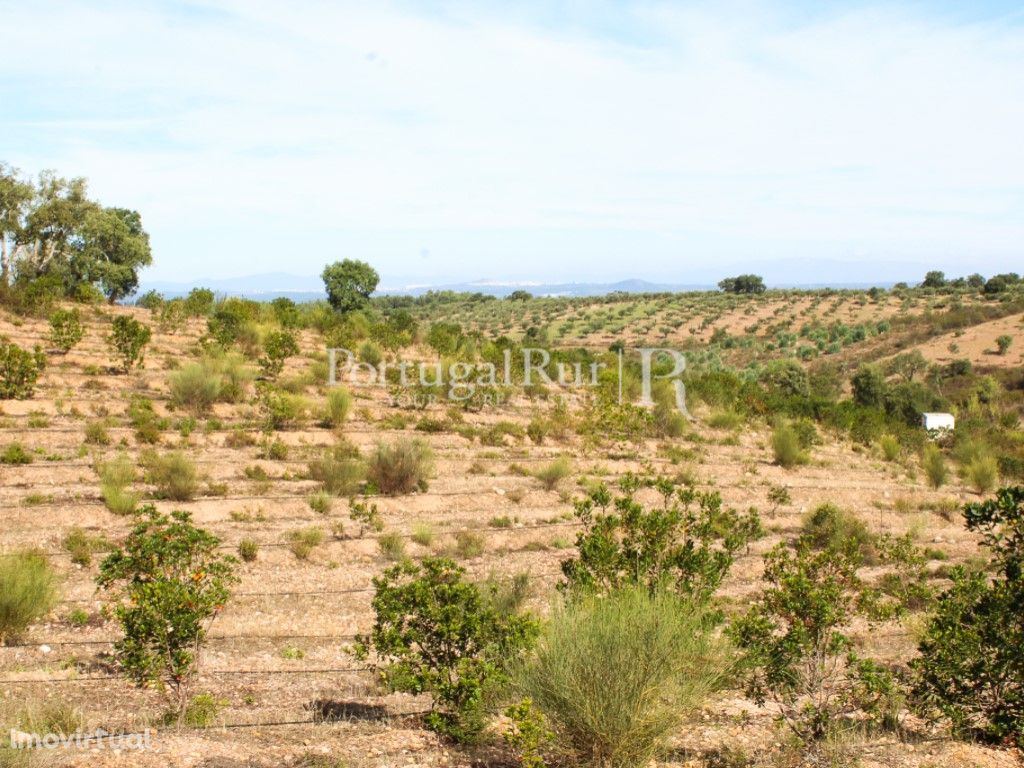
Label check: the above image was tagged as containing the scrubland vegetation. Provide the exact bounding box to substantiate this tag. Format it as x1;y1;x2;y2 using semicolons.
0;181;1022;766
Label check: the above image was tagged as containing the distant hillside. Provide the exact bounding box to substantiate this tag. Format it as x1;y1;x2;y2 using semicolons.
138;273;899;301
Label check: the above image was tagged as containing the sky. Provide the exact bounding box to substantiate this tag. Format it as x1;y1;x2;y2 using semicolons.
2;0;1023;288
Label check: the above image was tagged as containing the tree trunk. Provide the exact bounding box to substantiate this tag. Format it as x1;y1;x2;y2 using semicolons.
1;235;8;286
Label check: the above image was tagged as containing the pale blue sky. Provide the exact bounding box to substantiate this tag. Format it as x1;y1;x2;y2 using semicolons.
3;1;1023;287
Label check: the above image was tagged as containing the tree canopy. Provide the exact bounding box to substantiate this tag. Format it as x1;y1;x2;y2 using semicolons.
0;162;151;302
322;259;379;313
718;274;766;294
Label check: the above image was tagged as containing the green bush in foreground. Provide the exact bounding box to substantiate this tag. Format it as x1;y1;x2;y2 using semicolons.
97;507;238;723
0;550;59;643
517;586;730;768
561;475;761;607
912;486;1024;745
353;557;537;743
731;536;899;743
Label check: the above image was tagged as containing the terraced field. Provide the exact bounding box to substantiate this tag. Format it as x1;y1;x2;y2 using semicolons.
0;301;1019;768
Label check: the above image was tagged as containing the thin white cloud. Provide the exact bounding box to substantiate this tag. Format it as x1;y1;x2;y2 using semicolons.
2;0;1022;282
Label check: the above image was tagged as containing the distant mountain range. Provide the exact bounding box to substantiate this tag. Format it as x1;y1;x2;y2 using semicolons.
138;272;903;301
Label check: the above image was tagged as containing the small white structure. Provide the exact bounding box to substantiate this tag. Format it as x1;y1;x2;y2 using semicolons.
922;412;955;434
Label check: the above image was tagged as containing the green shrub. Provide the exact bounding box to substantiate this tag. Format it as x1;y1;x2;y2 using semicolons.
0;550;59;643
26;411;47;429
97;507;238;722
224;429;256;449
349;498;384;537
286;527;324;560
260;436;288;460
767;484;791;512
516;586;729;768
308;490;333;515
107;316;151;372
243;463;270;483
258;386;308;431
366;438;434;495
561;475;761;607
0;443;33;465
526;418;548;445
411;523;436;547
851;364;887;408
0;340;46;399
205;352;254;403
98;452;139;515
321;387;351;429
802;503;878;564
238;538;259;563
83;420;111;446
168;363;222;415
48;308;84;353
879;435;900;462
205;299;256;349
454;530;486;559
13;698;85;739
358;340;382;367
270;296;299;327
502;699;553;768
377;531;407;562
353;557;538;743
102;484;139;516
731;537;898;743
62;528;108;567
534;456;571;491
771;423;806;468
143;450;199;501
415;417;447;434
176;693;224;728
307;443;364;495
707;410;742;430
911;487;1024;745
964;454;999;495
922;444;948;489
995;334;1013;355
182;287;215;316
127;395;166;444
259;330;299;379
